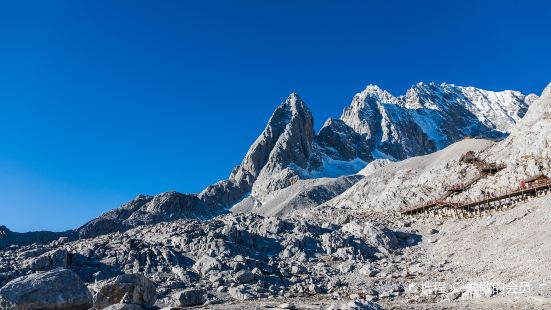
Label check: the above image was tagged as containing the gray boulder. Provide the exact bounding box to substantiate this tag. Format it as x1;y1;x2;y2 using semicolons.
25;248;68;271
172;288;207;307
0;268;92;310
94;274;156;309
233;270;255;284
192;255;222;276
228;286;254;300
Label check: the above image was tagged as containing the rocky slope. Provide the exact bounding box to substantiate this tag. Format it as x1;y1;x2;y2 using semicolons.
0;212;401;309
231;175;364;217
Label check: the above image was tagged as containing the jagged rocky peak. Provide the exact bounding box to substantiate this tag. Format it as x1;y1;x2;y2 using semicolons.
404;82;448;109
358;84;401;105
76;93;319;239
230;92;314;185
338;82;536;160
340;84;400;137
262;92;315;169
245;93;317;198
405;82;535;131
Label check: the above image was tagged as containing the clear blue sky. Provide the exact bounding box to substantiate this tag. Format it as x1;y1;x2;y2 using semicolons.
1;1;549;232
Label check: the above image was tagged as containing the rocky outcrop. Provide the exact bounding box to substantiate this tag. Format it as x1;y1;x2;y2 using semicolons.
79;192;205;239
0;226;76;250
0;268;92;310
93;274;157;309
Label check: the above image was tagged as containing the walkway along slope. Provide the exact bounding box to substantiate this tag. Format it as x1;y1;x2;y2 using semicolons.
400;151;550;218
401;179;551;218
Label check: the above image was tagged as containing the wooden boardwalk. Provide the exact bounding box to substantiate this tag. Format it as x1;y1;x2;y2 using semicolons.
401;180;551;218
402;153;508;216
400;151;550;218
440;172;488;200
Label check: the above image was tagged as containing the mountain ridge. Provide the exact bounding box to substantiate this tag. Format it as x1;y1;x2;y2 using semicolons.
0;82;538;243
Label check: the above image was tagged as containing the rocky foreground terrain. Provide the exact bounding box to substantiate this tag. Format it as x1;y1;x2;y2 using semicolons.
0;82;550;309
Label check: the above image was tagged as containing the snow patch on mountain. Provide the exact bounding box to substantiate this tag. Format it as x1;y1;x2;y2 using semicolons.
292;156;367;179
339;82;535;160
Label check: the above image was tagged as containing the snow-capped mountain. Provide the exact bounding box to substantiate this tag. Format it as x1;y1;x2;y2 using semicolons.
338;82;536;160
236;82;537;215
46;83;540;239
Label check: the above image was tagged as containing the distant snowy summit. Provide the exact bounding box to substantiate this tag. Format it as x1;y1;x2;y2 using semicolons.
340;82;536;160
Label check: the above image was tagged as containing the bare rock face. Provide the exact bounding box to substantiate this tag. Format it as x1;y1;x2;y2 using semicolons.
0;268;92;310
79;192;208;239
340;83;534;160
198;179;250;209
237;93;316;198
93;273;157;309
317;118;373;162
233;93;314;182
